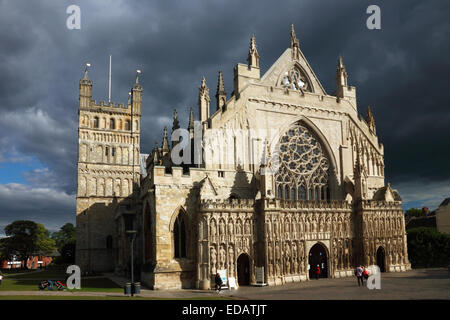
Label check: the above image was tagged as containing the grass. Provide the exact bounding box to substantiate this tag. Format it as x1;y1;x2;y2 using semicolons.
0;277;122;292
0;295;232;300
4;269;103;280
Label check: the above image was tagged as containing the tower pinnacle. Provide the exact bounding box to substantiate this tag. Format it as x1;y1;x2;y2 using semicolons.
215;71;226;110
247;34;260;68
366;106;376;134
290;24;300;60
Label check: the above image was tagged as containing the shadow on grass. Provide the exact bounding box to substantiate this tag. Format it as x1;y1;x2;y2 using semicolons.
0;295;233;300
0;277;122;292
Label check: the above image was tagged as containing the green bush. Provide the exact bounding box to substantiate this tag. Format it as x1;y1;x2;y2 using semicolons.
407;227;450;268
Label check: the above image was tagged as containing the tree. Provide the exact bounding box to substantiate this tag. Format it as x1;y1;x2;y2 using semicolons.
3;220;56;269
405;208;424;225
51;223;75;250
52;223;76;264
407;227;450;268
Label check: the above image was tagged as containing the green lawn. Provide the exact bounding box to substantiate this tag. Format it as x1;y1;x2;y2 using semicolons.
0;277;122;292
3;269;103;280
0;295;232;300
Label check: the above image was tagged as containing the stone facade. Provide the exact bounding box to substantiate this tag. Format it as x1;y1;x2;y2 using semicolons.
75;69;142;272
75;25;411;289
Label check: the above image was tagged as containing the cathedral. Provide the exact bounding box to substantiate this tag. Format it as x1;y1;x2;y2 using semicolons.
75;25;411;290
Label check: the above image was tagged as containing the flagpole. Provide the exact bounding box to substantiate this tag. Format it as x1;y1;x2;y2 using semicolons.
108;55;112;103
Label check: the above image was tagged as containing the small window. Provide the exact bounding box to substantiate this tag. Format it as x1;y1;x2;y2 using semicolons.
94;117;99;128
125;120;131;131
110;118;115;129
218;171;224;178
105;147;109;156
106;236;113;249
112;147;115;157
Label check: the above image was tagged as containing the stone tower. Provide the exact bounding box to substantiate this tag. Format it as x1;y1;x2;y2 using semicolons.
75;66;142;272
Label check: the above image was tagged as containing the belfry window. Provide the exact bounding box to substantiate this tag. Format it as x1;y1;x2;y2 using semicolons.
125;120;131;131
110;118;115;129
274;122;330;201
94;117;99;128
173;213;186;258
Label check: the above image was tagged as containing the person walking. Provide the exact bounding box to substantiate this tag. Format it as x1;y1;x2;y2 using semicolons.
315;264;321;279
355;265;364;287
363;266;370;285
214;273;223;292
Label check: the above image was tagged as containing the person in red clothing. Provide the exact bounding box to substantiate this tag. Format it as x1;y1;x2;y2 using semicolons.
315;264;321;279
362;266;370;284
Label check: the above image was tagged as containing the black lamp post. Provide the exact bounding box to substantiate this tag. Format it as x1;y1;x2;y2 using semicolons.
126;230;137;296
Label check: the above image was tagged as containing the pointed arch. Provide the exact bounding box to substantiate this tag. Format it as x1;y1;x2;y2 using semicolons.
170;206;189;259
271;116;339;200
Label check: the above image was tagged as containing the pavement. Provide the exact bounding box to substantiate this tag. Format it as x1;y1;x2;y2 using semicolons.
0;268;448;299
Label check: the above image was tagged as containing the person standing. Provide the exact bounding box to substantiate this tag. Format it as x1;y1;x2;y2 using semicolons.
0;273;3;287
355;265;364;287
214;273;223;292
363;266;370;284
315;265;321;279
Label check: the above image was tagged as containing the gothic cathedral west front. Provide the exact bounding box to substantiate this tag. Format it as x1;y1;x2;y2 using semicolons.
75;25;411;289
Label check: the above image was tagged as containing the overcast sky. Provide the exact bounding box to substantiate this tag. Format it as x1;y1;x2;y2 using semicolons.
0;0;449;235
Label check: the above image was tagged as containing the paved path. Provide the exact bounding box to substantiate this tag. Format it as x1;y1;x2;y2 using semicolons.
0;268;448;299
220;268;450;300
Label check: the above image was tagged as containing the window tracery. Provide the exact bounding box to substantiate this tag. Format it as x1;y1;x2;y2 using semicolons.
275;123;329;200
280;66;312;92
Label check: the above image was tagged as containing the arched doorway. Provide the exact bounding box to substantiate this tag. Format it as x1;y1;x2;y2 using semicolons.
237;253;250;285
308;243;328;279
376;246;386;272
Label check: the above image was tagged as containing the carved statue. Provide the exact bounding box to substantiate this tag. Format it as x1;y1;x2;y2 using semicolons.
228;247;234;275
210;247;217;274
228;219;234;235
219;246;226;269
236;222;242;235
245;220;251;235
275;243;281;261
210;221;216;237
293;259;299;274
219;219;225;236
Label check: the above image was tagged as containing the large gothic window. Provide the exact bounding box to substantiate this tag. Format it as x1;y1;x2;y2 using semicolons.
274;122;330;201
173;212;187;258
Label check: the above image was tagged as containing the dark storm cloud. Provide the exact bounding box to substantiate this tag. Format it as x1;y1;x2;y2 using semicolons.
0;0;449;232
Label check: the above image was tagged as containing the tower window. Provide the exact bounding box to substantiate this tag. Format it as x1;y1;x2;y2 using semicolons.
112;147;115;157
105;147;109;156
110;118;115;129
125;120;131;131
94;117;99;128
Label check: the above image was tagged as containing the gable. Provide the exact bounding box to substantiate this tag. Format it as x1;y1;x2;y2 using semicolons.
260;48;326;95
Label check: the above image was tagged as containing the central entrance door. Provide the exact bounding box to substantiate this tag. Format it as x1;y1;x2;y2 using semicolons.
237;253;250;285
376;246;386;272
308;243;328;279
